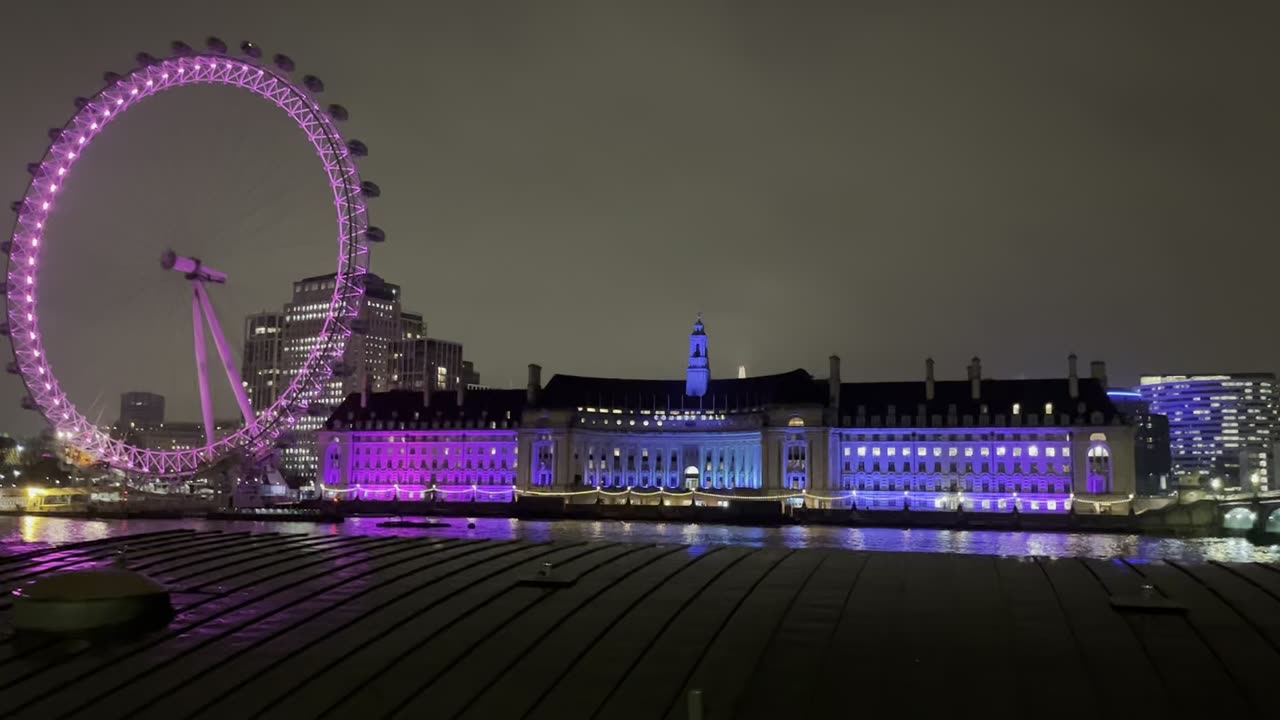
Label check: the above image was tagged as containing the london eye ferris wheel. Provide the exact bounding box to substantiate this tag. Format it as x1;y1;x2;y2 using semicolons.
3;37;384;477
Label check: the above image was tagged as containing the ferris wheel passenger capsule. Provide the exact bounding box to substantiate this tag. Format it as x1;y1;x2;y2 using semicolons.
303;75;324;93
239;41;262;59
26;163;41;176
6;362;17;374
272;54;295;72
360;181;381;198
205;37;228;54
21;396;37;410
328;105;349;122
135;52;159;67
73;97;91;110
170;41;193;56
346;139;368;157
10;201;24;214
102;71;123;84
47;129;63;142
365;226;386;243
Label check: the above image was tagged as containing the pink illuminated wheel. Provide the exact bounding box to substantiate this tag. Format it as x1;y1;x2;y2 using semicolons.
3;39;383;477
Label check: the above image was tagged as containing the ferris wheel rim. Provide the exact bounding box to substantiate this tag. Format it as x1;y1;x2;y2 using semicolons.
4;49;372;477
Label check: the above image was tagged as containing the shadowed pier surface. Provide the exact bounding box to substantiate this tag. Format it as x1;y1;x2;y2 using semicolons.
0;529;1277;719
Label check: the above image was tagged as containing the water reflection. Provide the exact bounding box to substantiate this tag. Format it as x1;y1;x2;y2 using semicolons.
1;515;1278;563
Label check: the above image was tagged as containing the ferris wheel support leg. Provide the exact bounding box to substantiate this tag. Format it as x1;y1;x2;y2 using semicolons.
193;281;257;431
191;286;216;447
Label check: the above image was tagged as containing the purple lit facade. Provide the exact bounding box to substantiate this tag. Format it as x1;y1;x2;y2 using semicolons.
320;321;1140;513
4;47;373;476
322;428;518;502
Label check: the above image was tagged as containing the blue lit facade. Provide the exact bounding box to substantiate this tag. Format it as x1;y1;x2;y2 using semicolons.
1136;374;1277;489
321;322;1139;512
685;315;709;398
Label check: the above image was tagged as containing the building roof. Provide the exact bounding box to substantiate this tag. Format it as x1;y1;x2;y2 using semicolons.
539;369;827;411
837;377;1120;424
324;389;527;429
2;529;1275;717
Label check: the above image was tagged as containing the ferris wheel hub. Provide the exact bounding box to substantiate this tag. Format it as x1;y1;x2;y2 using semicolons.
160;250;227;284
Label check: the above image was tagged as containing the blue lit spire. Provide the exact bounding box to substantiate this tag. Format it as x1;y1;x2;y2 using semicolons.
686;313;709;397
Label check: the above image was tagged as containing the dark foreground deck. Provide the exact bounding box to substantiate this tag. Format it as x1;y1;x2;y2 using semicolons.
1;530;1278;719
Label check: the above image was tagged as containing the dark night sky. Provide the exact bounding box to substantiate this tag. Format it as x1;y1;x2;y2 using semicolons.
1;1;1278;435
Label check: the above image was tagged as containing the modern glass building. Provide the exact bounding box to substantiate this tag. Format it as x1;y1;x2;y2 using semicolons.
1136;374;1277;490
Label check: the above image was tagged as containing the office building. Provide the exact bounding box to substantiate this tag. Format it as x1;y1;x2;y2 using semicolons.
463;361;482;389
276;273;403;478
119;392;165;428
1106;390;1172;495
320;319;1139;513
242;311;285;413
1136;374;1277;489
426;338;464;393
244;275;468;480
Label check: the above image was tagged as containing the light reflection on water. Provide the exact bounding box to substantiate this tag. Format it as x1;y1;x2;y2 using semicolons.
1;515;1277;563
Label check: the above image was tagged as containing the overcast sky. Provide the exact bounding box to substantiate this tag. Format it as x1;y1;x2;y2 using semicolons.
1;1;1278;435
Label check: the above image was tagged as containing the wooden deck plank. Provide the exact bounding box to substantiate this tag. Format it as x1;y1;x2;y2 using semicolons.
525;546;753;720
1130;560;1279;711
658;550;829;720
322;543;626;718
457;547;717;720
592;549;792;720
0;531;1275;719
1036;558;1169;714
0;536;415;717
392;544;685;718
734;551;868;720
240;543;606;719
811;550;910;717
994;557;1098;710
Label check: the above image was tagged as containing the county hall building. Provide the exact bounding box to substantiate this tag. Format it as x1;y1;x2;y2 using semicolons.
319;317;1138;513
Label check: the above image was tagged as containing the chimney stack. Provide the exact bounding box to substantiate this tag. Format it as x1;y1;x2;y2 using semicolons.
828;355;841;408
925;357;935;401
1068;353;1079;399
526;363;542;405
1090;360;1107;390
969;356;982;400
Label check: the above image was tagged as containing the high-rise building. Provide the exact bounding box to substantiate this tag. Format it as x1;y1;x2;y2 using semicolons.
242;311;285;413
278;273;403;478
463;360;482;389
119;392;165;428
1107;390;1172;495
390;312;427;392
426;338;464;393
1136;374;1278;490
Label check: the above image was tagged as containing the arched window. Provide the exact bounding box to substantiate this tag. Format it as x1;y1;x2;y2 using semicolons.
788;416;805;427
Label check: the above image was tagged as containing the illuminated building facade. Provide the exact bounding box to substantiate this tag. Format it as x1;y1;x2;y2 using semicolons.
321;319;1139;512
279;273;403;478
1136;373;1277;489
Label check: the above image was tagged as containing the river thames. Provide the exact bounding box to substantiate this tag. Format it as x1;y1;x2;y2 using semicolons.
2;514;1278;562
